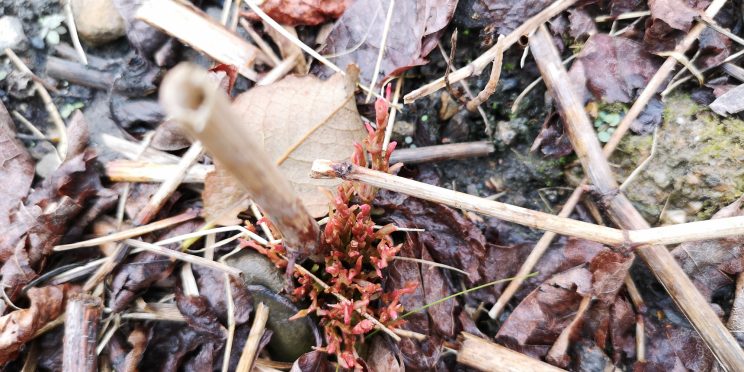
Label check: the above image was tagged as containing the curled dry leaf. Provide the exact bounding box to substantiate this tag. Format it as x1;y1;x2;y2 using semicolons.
496;266;592;358
175;291;227;340
221;66;366;219
0;102;34;227
256;0;350;26
0;285;69;364
643;0;706;52
568;34;661;104
317;0;457;86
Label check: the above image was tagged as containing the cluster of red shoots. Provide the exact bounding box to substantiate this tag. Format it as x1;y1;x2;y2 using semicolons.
248;95;416;369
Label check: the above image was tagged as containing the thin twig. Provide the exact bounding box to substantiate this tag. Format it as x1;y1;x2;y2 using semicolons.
240;19;281;66
466;36;505;112
63;0;88;65
124;239;242;276
620;127;659;191
222;272;236;372
392;256;469;276
236;302;269;372
54;210;198;251
365;0;395;102
403;0;578;103
595;10;651;22
382;77;403;154
5;48;68;159
134;141;203;225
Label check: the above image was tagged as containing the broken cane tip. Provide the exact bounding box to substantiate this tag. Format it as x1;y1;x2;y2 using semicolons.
159;62;220;134
310;159;338;179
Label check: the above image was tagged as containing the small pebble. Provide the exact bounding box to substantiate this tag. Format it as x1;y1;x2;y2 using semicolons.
0;16;28;52
404;136;413;144
71;0;126;46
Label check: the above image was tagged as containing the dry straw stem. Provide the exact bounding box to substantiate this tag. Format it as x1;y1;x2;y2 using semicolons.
63;294;102;372
457;332;565;372
491;0;730;320
403;0;578;103
124;239;242;276
311;160;744;248
134;142;203;225
54;210;198;251
4;48;68;159
105;141;495;183
159;63;321;259
136;0;265;80
63;0;87;65
236;302;269;372
528;25;744;371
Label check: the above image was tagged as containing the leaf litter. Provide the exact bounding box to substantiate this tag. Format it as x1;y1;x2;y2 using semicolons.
2;0;744;370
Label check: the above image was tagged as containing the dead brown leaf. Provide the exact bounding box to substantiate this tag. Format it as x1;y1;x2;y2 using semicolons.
568;34;661;104
317;0;457;86
672;196;744;301
228;67;365;218
256;0;349;26
0;285;69;364
0;103;34;228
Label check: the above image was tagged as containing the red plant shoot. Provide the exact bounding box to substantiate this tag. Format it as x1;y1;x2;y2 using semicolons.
244;93;415;369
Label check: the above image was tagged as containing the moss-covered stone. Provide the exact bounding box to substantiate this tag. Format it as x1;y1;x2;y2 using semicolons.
612;94;744;222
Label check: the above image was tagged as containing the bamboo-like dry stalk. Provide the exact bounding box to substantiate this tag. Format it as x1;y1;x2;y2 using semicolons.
158;63;321;260
457;332;565;371
105;141;495;183
311;160;744;247
236;302;269;372
136;0;264;80
528;25;744;371
63;294;102;372
403;0;578;103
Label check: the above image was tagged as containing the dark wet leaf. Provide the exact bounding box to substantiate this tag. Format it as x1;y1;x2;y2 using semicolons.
0;103;34;227
671;196;744;301
641;316;715;371
533;112;574;158
643;0;706;52
698;27;731;69
421;244;456;338
567;9;597;41
112;0;174;66
318;0;457;86
457;0;553;33
495;266;592;358
254;0;349;26
610;0;645;15
193;265;253;325
139;323;205;371
0;285;69;364
631;97;664;134
151;120;192;151
589;250;633;304
175;291;227;340
290;350;329;372
108;220;201;312
568;34;661;104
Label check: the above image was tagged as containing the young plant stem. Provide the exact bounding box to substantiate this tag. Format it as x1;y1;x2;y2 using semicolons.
158;63;322;260
63;294;102;372
311;160;744;247
528;24;744;371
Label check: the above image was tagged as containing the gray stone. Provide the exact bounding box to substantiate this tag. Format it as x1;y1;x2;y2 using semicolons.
71;0;126;46
0;16;28;51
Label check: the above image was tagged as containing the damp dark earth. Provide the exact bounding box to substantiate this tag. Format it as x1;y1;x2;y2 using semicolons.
1;0;744;371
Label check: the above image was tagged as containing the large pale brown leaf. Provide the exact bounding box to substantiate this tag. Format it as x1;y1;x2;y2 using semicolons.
229;67;365;218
